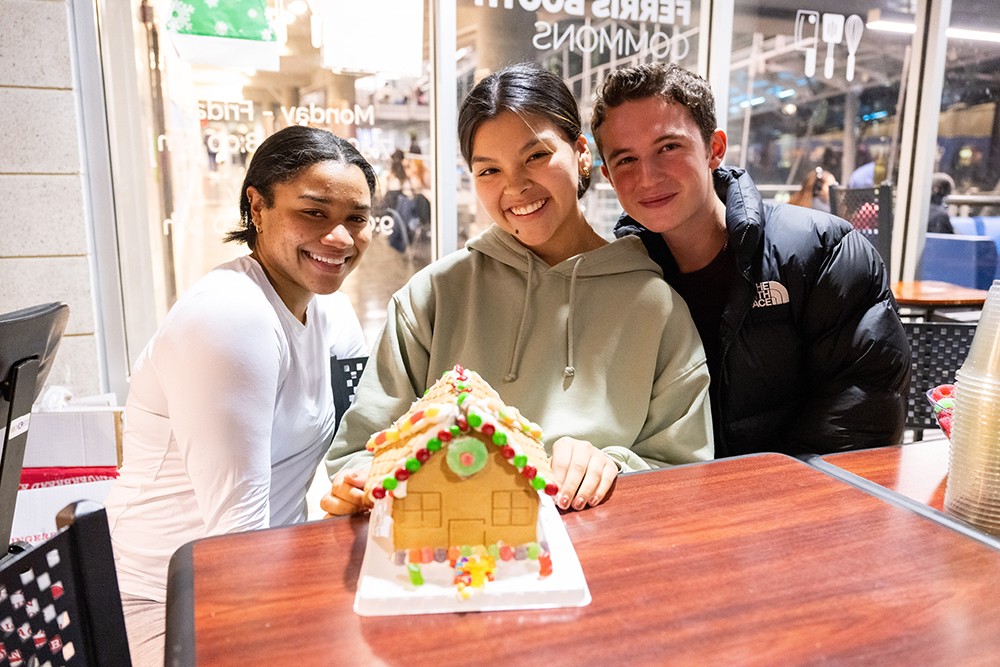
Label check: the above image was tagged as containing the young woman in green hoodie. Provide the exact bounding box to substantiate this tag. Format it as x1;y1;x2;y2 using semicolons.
323;63;713;516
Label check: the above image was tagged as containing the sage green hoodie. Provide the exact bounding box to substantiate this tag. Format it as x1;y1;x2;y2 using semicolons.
326;225;713;476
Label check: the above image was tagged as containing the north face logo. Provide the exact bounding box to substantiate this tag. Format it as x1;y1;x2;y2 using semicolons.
753;280;789;308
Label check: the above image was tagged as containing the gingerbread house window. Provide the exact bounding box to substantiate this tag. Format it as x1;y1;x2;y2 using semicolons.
491;490;533;527
396;492;442;528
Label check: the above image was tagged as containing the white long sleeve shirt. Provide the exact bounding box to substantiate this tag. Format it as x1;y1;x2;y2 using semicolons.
105;256;366;601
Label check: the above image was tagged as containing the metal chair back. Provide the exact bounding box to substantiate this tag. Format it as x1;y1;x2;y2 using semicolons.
330;356;368;434
0;502;131;666
830;184;894;275
903;321;978;440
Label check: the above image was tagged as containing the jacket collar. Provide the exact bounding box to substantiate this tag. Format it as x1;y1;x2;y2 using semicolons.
613;167;765;282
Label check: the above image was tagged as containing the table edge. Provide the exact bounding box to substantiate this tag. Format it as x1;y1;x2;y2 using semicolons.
166;540;196;667
803;454;1000;551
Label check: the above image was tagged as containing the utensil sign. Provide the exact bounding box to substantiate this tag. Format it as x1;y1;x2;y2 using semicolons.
822;13;846;79
794;10;820;77
844;14;865;82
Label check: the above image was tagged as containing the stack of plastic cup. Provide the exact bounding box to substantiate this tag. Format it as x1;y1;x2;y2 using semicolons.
945;280;1000;534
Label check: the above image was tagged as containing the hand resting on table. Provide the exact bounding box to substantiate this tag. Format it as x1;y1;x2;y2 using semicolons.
549;436;618;511
322;468;372;517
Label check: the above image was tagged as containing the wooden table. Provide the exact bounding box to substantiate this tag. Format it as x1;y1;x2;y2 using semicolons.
812;440;1000;550
166;453;1000;665
892;280;988;319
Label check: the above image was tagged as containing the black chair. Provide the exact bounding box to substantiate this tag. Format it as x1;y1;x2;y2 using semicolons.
1;303;70;556
330;356;368;434
903;321;977;441
830;184;894;275
0;501;131;666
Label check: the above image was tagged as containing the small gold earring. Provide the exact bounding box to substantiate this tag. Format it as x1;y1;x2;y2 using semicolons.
581;166;591;179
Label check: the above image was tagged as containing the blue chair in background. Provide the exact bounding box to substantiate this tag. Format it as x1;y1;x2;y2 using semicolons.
918;233;998;290
949;216;978;235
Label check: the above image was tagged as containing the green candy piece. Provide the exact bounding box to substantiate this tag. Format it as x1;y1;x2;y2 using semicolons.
468;412;483;428
405;458;421;472
531;476;546;490
450;424;461;437
407;563;424;586
383;477;398;491
427;437;442;451
492;432;507;446
513;454;528;468
526;542;540;559
460;545;473;557
457;392;469;405
487;544;501;559
446;437;489;477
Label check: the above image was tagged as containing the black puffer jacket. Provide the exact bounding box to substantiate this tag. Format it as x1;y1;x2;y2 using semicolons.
615;168;910;457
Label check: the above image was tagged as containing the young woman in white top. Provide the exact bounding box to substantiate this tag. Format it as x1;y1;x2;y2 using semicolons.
104;125;375;664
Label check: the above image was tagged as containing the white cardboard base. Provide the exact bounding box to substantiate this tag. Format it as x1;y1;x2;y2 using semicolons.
354;495;591;616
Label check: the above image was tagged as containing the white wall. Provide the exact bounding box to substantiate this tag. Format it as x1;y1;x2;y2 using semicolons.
0;0;102;398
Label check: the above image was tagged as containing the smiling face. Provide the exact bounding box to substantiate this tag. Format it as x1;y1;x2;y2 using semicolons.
470;111;592;265
248;160;372;320
599;97;727;243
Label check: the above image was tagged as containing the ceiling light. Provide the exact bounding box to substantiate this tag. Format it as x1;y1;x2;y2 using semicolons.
866;9;1000;43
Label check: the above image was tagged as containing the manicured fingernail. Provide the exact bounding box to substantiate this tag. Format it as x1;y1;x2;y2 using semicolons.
572;497;585;510
559;495;570;509
590;496;600;506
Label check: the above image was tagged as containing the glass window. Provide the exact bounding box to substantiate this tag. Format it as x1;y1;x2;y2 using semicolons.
129;0;434;343
724;3;911;207
937;2;1000;217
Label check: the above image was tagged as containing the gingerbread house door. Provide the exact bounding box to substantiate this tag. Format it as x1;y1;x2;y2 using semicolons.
449;519;485;547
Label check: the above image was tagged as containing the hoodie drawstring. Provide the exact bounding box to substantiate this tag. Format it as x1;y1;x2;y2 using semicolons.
563;257;582;378
503;252;583;382
504;253;534;382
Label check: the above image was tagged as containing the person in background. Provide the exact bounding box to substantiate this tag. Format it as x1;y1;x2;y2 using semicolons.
104;126;374;664
788;166;839;212
322;62;713;517
591;62;910;458
927;172;955;234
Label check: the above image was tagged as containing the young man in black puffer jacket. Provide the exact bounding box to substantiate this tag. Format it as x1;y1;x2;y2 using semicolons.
591;62;910;457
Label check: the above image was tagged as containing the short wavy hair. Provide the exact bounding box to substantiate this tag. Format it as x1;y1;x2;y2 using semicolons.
591;63;717;161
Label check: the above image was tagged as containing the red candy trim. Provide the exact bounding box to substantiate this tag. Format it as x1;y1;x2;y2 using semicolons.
522;465;537;479
437;429;453;442
457;417;469;432
372;486;386;499
415;448;431;463
481;423;496;436
501;445;515;459
544;483;559;496
394;469;410;481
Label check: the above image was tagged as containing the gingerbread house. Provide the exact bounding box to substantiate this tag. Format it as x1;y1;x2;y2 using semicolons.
365;365;559;553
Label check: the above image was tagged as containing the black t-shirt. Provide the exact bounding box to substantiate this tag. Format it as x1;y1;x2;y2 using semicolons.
670;243;738;387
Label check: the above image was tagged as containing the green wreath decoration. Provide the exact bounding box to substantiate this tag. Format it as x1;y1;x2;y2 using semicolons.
446;437;489;478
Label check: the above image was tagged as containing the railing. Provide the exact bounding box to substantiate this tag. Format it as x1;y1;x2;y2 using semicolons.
948;194;1000;217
